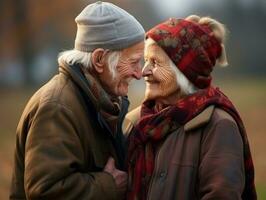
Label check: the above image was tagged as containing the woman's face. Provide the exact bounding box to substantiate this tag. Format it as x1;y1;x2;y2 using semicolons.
142;39;179;100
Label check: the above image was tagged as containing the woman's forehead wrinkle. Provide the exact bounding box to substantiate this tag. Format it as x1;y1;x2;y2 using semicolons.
145;45;157;59
145;43;169;62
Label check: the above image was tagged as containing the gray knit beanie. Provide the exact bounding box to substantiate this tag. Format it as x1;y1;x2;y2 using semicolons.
74;1;145;52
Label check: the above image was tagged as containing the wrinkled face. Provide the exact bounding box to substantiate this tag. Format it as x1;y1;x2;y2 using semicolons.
105;41;144;96
143;38;179;100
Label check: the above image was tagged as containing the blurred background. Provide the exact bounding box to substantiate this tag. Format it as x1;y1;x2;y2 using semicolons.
0;0;265;199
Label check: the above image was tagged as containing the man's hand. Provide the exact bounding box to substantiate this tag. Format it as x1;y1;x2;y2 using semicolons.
104;157;128;194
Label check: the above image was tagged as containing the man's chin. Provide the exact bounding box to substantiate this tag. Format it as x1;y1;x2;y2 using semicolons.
117;87;129;97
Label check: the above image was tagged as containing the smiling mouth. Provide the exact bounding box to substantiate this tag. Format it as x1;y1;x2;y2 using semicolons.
145;79;159;84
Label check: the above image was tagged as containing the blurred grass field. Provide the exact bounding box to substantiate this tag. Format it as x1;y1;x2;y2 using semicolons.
1;77;266;199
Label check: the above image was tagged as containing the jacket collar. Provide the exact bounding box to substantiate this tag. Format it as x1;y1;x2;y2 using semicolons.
59;64;129;123
124;105;215;134
184;105;215;131
59;63;129;114
59;63;101;111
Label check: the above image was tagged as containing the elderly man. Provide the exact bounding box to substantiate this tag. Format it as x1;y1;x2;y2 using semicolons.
124;16;256;200
10;2;144;200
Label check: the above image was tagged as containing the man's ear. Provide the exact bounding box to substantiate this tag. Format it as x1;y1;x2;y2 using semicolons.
91;48;108;73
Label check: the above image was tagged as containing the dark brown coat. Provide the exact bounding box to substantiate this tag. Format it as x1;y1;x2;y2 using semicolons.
10;64;129;200
123;105;245;200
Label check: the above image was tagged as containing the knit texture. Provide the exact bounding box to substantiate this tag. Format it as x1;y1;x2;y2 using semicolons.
75;1;145;51
146;18;221;89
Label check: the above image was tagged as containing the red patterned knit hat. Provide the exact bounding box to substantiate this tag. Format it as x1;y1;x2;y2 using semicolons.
146;18;222;89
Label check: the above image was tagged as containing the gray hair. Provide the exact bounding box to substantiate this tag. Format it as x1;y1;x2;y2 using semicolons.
57;49;121;79
169;60;198;95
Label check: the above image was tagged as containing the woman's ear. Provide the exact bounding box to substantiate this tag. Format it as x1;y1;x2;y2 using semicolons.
91;48;108;73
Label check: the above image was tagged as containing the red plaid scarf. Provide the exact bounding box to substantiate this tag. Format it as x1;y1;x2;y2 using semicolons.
127;87;256;200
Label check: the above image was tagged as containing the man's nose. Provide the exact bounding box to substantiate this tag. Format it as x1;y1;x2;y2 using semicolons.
142;63;152;77
132;65;142;80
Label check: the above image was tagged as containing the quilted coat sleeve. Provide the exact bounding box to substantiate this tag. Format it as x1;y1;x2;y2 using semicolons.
24;102;118;200
198;117;245;200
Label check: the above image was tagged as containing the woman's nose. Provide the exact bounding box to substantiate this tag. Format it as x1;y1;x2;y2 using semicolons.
142;62;152;77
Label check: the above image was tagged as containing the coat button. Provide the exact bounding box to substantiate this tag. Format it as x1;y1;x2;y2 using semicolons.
159;171;166;178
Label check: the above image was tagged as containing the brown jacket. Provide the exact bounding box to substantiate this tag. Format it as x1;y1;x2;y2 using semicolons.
123;105;245;200
10;64;129;200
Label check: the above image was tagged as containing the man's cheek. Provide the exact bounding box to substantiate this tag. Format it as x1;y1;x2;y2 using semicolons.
117;63;133;75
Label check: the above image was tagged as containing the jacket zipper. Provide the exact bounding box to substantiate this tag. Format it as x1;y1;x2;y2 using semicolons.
147;143;163;200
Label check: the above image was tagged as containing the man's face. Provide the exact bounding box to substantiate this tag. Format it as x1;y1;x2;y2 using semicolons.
105;41;144;96
143;39;179;100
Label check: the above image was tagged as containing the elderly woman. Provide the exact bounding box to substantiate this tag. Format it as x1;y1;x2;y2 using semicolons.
124;16;256;200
